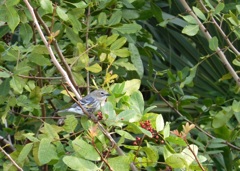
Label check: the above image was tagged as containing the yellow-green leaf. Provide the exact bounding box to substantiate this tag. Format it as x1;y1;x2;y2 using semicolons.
85;63;102;73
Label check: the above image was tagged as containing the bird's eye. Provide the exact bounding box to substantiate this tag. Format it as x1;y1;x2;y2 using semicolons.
100;91;105;95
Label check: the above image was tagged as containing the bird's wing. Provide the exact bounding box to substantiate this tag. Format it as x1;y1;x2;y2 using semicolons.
71;96;98;112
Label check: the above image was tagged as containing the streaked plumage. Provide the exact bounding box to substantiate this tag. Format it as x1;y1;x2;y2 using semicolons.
58;89;110;115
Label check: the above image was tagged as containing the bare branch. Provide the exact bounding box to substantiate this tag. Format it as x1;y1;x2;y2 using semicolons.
23;0;81;100
179;0;240;86
151;84;240;151
0;145;23;171
199;0;240;56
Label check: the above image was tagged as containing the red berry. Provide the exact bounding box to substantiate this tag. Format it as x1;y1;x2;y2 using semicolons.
136;137;141;141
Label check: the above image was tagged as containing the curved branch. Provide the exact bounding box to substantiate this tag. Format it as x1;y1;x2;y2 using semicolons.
23;0;81;100
199;0;240;56
151;85;240;151
179;0;240;86
33;9;80;93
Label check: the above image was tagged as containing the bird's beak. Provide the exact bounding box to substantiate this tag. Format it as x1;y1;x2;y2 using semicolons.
106;93;111;96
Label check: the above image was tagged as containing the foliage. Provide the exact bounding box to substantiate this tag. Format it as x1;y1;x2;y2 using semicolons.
0;0;240;170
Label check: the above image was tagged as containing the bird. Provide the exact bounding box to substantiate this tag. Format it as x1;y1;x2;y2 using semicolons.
58;89;110;115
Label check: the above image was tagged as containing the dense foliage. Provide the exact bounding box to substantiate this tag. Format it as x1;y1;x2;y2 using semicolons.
0;0;240;170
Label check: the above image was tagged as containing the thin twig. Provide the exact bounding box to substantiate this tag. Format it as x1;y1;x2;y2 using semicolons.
179;0;240;86
91;138;114;171
19;74;62;80
33;8;80;93
133;135;145;163
23;0;81;100
184;140;205;171
151;85;240;151
199;0;240;56
0;146;23;171
85;5;91;94
0;136;15;153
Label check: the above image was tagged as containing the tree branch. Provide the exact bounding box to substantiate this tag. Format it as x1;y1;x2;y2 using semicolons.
199;0;240;56
151;85;240;151
23;0;81;100
0;145;23;171
179;0;240;86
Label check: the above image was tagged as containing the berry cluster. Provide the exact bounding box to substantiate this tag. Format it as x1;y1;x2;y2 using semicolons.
133;120;164;145
133;137;141;145
97;111;103;120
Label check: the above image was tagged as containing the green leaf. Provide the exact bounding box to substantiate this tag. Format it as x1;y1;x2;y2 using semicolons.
163;122;170;138
182;25;199;36
29;86;42;104
10;76;24;94
115;130;135;140
66;26;82;44
236;5;240;13
122;9;139;20
40;0;53;13
6;0;20;6
98;12;107;25
130;91;144;115
0;71;11;78
127;123;152;137
0;78;10;96
181;15;197;24
116;109;141;123
123;79;141;95
5;5;20;32
129;43;144;78
108;10;122;26
233;59;240;67
181;144;198;166
165;136;187;146
214;3;225;14
63;156;98;170
113;23;142;34
106;34;119;47
40;122;61;140
207;143;227;148
180;65;197;88
141;145;159;167
63;115;78;133
72;138;101;161
68;13;82;32
114;58;136;70
85;63;102;73
150;2;163;23
232;100;240;112
23;133;39;142
18;143;33;162
209;36;218;51
165;154;188;168
29;53;52;66
19;23;32;44
38;138;58;165
108;156;131;171
193;6;206;21
110;37;127;50
102;101;117;126
212;109;233;128
112;48;130;57
156;114;164;132
56;6;69;21
32;45;49;54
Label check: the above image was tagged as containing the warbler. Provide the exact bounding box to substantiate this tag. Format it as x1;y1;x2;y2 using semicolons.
58;89;110;115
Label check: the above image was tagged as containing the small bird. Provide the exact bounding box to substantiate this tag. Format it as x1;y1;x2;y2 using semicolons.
58;89;110;115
